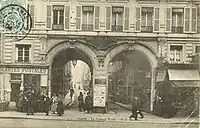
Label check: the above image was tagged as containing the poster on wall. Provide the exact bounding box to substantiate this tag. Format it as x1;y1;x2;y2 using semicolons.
93;85;106;107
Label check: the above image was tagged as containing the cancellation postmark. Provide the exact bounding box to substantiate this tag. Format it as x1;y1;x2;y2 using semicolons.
0;3;32;41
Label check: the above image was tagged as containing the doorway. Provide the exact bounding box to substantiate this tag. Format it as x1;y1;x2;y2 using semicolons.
11;83;21;103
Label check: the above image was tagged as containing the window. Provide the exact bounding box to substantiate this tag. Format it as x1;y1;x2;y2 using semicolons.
172;8;184;33
112;7;124;32
169;45;184;63
195;46;200;54
82;6;94;31
141;7;153;32
11;74;21;80
53;5;64;30
16;44;31;63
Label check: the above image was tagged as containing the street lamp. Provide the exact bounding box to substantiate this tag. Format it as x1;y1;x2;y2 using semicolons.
72;60;77;67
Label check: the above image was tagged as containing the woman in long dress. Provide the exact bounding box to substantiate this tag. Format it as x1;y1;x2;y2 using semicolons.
51;93;59;114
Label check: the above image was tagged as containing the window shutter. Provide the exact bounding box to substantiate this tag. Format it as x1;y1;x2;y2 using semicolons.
165;8;172;32
64;6;70;30
123;6;130;31
184;7;190;33
191;7;197;33
29;4;35;28
46;5;52;29
153;7;160;32
76;6;82;30
135;7;141;32
94;6;100;31
198;7;200;33
105;6;112;31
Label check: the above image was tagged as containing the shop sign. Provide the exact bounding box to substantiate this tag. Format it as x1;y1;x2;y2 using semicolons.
93;84;106;107
0;67;48;74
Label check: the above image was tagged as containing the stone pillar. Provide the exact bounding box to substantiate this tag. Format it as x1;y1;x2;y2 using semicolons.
48;65;51;98
150;68;156;112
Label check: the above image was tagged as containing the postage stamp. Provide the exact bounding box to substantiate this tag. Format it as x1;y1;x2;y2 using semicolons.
0;1;31;42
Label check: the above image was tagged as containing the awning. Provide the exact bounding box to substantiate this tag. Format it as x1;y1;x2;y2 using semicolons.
168;69;200;81
168;69;200;87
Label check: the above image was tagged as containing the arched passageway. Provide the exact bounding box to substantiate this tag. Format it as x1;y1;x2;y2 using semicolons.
46;41;97;97
105;43;157;112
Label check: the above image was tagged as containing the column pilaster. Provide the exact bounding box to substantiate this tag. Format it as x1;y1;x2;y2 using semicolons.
150;67;156;112
48;65;51;98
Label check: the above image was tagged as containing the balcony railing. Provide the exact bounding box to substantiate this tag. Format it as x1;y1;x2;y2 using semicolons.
141;26;153;32
112;25;123;32
15;60;31;64
82;24;93;31
172;27;183;33
52;24;64;30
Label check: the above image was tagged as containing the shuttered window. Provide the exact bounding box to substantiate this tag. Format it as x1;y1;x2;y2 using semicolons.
123;6;129;31
94;6;100;31
191;7;197;33
184;7;190;33
106;6;112;31
153;7;159;32
82;6;94;31
135;7;141;32
76;6;82;30
112;7;123;32
141;7;153;32
165;8;172;32
172;8;184;33
64;6;70;30
46;5;52;29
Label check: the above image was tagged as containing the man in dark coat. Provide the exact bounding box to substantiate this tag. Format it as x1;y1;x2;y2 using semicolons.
77;92;84;112
40;92;51;116
25;88;36;115
85;92;93;114
130;96;144;120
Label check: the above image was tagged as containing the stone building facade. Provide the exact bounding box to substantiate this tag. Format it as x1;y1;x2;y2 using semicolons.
0;0;200;112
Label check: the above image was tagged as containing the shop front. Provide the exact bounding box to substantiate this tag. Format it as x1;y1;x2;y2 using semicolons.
0;65;48;104
155;66;200;117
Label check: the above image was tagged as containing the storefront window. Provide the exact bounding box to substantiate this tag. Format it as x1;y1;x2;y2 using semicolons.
24;74;40;88
11;74;21;80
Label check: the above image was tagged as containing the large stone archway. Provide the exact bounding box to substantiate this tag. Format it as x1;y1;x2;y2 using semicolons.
104;42;158;112
46;41;98;97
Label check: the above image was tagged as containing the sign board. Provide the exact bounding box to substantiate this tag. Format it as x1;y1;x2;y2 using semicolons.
93;85;106;107
0;67;48;74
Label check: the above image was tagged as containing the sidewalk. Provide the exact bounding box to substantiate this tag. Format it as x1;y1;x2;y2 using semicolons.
0;108;198;124
114;102;199;124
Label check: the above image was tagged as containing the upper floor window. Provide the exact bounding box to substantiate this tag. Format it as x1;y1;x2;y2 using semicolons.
172;8;184;33
135;7;159;32
169;45;183;63
52;5;64;30
82;6;94;31
16;44;31;63
112;7;124;32
165;7;197;33
141;7;153;33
